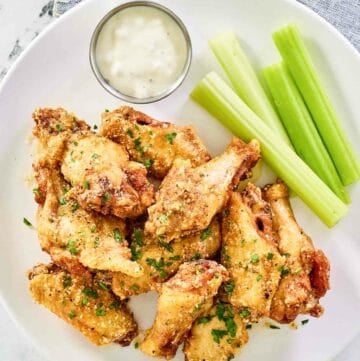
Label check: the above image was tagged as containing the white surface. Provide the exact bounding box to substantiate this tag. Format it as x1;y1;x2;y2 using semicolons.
0;0;360;360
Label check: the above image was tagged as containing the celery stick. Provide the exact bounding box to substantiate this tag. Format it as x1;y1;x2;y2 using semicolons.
209;32;291;144
191;72;348;227
263;62;349;203
273;24;360;186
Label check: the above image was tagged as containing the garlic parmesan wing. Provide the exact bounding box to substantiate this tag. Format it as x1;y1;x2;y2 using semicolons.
184;302;249;361
263;181;330;323
34;167;143;277
221;184;284;319
145;138;260;243
100;106;211;178
112;218;221;299
28;263;137;346
33;107;154;219
140;260;228;359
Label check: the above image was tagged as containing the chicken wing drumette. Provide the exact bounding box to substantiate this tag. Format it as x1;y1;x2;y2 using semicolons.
145;138;260;243
99;106;211;179
263;181;330;323
140;260;228;359
33;107;154;219
221;184;284;320
28;263;137;346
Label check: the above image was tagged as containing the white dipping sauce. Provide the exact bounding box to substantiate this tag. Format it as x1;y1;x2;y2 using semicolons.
95;6;189;99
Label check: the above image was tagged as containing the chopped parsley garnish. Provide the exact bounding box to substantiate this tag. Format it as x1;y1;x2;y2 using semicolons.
109;300;121;310
94;236;100;248
91;153;100;160
71;201;79;212
223;280;235;295
134;137;144;157
256;275;263;282
200;227;211;241
133;228;144;246
228;353;235;361
294;268;302;275
93;124;98;130
215;303;237;337
165;132;177;144
104;109;109;112
266;252;274;260
67;239;78;255
23;217;32;227
113;228;123;243
131;228;144;261
301;319;309;325
278;265;290;277
134;342;139;349
63;275;72;288
159;240;173;253
102;192;111;204
130;284;140;291
68;310;76;319
126;129;134;138
72;141;78;146
55;123;65;132
211;329;228;344
144;158;153;169
131;243;142;261
59;197;67;205
240;309;251;318
245;324;252;329
146;258;168;278
82;298;89;306
191;252;202;261
82;287;99;299
90;224;96;233
158;213;168;224
169;255;181;261
98;282;109;291
269;324;280;329
32;188;40;197
95;308;106;316
197;316;213;324
250;253;260;264
84;180;90;189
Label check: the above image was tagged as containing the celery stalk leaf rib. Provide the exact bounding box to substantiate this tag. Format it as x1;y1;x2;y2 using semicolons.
273;24;360;186
191;72;348;227
263;62;350;203
209;32;291;145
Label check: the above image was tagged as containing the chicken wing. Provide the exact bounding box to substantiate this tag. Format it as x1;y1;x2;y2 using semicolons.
145;138;260;243
28;263;137;346
112;217;221;299
221;184;284;320
34;166;143;277
184;302;249;361
263;181;330;323
33;108;154;218
140;260;228;359
99;106;211;178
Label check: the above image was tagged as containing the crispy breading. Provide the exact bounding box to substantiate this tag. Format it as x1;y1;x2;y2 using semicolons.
34;167;143;277
263;181;330;323
145;138;260;243
28;263;137;346
221;185;284;320
33;108;154;219
184;302;249;361
111;217;221;299
99;106;211;178
140;260;228;359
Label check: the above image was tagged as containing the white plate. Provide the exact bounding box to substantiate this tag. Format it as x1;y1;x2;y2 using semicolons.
0;0;359;360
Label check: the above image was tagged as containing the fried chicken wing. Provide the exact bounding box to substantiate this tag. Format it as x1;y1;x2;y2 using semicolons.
111;218;221;299
140;260;228;359
145;138;260;243
33;108;154;218
34;166;142;277
28;263;137;346
184;302;249;361
221;184;284;319
100;106;211;178
263;181;330;323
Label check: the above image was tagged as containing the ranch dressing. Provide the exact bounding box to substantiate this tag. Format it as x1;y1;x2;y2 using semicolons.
95;6;189;99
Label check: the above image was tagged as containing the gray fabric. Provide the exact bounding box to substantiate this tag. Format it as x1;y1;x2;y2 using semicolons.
53;0;360;51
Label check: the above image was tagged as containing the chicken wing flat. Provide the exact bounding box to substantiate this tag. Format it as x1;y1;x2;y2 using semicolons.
112;217;221;299
184;302;249;361
34;166;143;277
140;260;228;359
145;138;260;243
28;263;137;346
33;108;154;219
99;106;211;178
221;184;284;319
263;181;330;323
